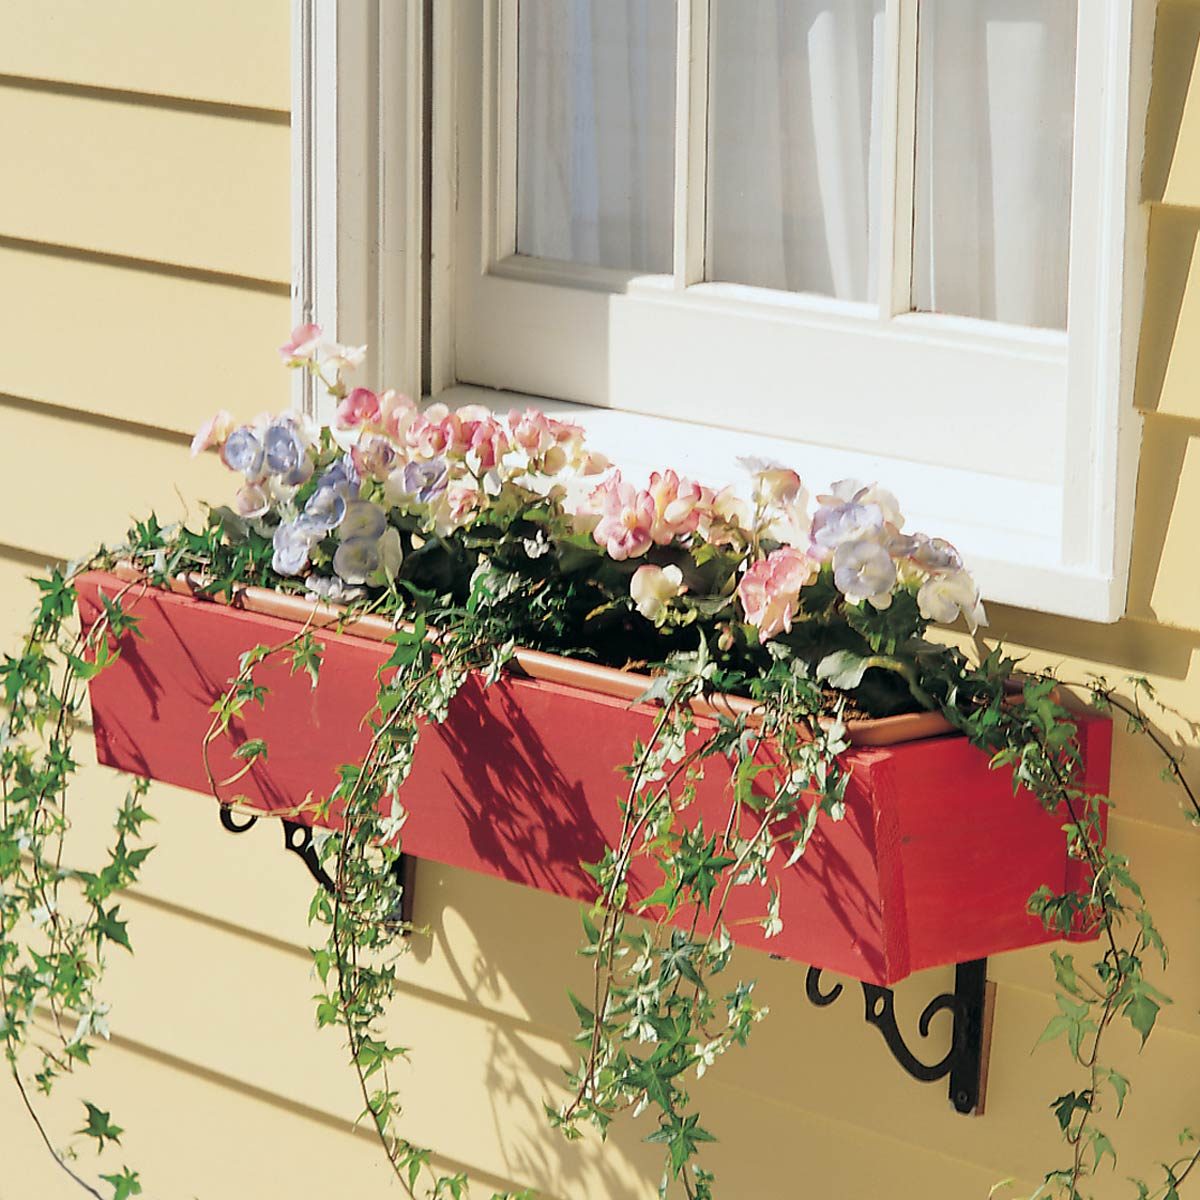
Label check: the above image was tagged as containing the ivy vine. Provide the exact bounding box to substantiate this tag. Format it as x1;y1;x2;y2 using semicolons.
1;514;1197;1200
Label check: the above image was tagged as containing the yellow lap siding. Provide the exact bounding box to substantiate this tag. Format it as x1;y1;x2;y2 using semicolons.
1144;2;1200;207
1135;205;1200;419
0;242;290;434
0;85;289;280
1128;417;1200;632
0;402;229;559
0;0;290;112
0;1037;405;1200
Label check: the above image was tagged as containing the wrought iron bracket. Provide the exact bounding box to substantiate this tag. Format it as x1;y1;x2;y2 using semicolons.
215;805;416;926
805;958;994;1114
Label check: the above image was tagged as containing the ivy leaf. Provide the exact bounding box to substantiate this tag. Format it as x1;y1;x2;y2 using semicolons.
1087;1128;1117;1171
77;1102;124;1151
1123;987;1163;1045
816;650;870;692
93;905;132;952
233;738;268;763
1050;1090;1090;1132
646;1112;717;1177
100;1168;142;1200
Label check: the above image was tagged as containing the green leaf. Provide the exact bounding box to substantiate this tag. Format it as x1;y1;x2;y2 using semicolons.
93;905;132;952
233;738;268;763
816;650;871;691
1124;990;1162;1045
77;1101;124;1151
100;1168;142;1200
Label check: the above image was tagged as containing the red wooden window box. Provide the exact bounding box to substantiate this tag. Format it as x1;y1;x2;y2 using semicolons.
76;570;1109;988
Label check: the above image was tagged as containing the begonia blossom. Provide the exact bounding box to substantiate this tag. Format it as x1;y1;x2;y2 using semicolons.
918;570;988;632
647;470;705;545
191;410;236;457
279;323;323;364
591;474;655;561
336;387;383;430
630;564;686;623
737;547;819;641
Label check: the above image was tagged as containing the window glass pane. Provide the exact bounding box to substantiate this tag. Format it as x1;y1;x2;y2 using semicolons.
516;0;676;273
912;0;1077;329
706;0;886;301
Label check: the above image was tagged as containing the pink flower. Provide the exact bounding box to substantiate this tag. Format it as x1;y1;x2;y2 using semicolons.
191;410;237;457
379;390;417;442
737;547;820;641
746;462;804;506
336;387;383;430
696;486;753;548
431;480;481;535
508;408;557;458
279;323;323;363
463;413;510;470
590;473;655;561
406;404;452;457
646;470;705;544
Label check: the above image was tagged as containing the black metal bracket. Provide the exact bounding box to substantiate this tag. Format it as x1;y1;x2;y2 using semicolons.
215;805;416;926
805;958;993;1114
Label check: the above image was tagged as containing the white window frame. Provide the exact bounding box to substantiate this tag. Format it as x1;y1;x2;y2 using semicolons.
292;0;1155;623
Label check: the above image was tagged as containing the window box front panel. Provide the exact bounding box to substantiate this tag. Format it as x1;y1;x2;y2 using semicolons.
77;570;1109;987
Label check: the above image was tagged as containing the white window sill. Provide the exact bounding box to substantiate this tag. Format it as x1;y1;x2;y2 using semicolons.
436;383;1128;623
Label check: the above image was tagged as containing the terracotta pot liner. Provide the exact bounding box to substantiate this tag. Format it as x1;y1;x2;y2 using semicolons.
106;564;954;747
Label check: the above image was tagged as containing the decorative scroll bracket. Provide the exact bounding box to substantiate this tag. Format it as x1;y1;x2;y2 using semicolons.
216;805;416;927
806;959;994;1115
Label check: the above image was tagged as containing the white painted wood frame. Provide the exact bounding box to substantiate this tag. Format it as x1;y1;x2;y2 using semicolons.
291;0;425;421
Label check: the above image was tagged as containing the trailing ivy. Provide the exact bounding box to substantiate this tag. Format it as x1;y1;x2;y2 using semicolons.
1;343;1197;1197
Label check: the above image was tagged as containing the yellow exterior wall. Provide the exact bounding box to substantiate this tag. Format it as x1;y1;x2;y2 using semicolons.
1;5;1199;1199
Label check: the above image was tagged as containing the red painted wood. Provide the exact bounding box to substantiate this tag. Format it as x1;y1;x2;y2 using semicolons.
76;571;1109;986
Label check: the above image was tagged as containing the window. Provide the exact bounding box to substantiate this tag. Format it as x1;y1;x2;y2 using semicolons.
293;0;1154;622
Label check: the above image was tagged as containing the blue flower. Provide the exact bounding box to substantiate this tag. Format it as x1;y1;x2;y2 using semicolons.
339;500;387;541
401;457;449;503
333;536;382;585
264;418;307;475
272;521;313;577
296;482;349;536
222;427;264;477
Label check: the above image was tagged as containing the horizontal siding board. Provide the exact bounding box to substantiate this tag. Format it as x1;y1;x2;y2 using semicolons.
0;86;289;280
0;244;290;434
1135;205;1200;418
1129;418;1200;632
0;1;289;111
1;1038;406;1200
0;403;229;559
1145;2;1200;206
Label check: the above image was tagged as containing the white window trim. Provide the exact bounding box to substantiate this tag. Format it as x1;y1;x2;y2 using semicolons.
293;0;1155;624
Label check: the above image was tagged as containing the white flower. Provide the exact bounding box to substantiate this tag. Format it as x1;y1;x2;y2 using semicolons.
234;483;271;518
630;564;685;623
918;570;988;632
811;500;885;551
832;540;896;607
319;340;368;373
695;1040;722;1078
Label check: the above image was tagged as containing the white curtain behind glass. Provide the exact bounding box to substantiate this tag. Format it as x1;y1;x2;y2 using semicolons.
516;0;676;273
912;0;1077;329
707;0;885;302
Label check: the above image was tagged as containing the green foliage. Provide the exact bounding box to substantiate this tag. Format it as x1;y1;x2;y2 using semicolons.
2;515;1197;1200
78;1101;123;1151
